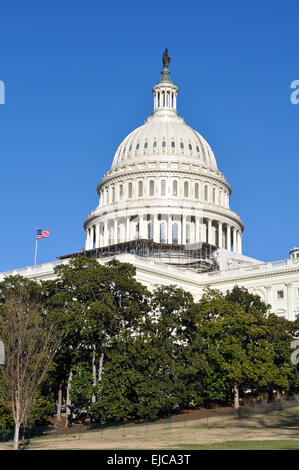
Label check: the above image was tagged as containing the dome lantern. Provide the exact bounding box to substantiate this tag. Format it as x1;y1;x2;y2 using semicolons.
152;48;179;114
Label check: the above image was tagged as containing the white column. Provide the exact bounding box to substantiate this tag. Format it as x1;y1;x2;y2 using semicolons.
96;223;100;248
85;230;89;250
167;215;172;244
114;219;118;245
139;215;145;239
233;227;237;253
218;222;223;249
104;220;108;246
195;216;200;243
181;215;186;245
226;225;231;250
90;227;94;249
99;223;103;247
126;217;130;242
153;214;159;242
208;219;212;245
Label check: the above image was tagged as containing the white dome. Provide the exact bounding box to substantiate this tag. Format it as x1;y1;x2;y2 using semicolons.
84;51;244;260
111;112;218;171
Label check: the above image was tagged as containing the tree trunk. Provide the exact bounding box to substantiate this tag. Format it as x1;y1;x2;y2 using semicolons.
57;383;63;422
13;422;20;450
65;369;72;427
98;352;104;382
233;383;239;409
92;344;97;403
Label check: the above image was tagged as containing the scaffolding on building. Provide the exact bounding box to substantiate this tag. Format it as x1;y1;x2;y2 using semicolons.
58;239;219;272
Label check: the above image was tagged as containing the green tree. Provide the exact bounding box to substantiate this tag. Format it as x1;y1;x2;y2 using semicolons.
0;276;60;449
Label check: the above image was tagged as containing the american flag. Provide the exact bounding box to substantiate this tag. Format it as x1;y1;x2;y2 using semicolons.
36;229;51;240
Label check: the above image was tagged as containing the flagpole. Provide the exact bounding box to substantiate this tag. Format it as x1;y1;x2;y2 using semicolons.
34;237;38;266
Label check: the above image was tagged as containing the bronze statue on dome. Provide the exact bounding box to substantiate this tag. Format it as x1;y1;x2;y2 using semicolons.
162;48;171;68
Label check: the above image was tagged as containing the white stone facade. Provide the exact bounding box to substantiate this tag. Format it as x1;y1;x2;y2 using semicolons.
2;250;299;321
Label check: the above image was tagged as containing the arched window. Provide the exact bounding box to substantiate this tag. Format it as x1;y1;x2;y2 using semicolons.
144;141;148;149
153;140;157;148
171;140;175;148
195;183;199;199
162;140;166;148
161;180;166;196
119;184;123;200
172;223;178;244
180;142;184;149
160;223;166;243
148;222;153;240
173;180;178;196
136;143;139;150
112;186;115;203
149;180;155;196
212;187;216;203
188;144;192;151
138;181;143;197
204;185;208;201
128;182;133;198
184;181;189;197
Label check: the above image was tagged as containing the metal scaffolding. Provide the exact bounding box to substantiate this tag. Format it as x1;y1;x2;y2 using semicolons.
58;239;218;272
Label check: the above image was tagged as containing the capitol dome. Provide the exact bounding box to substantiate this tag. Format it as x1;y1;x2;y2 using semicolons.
111;114;218;171
84;50;244;264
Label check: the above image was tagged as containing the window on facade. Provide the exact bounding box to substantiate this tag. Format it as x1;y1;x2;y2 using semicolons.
160;223;166;243
172;223;178;244
112;187;115;203
149;180;154;196
128;182;133;198
161;180;166;196
171;141;175;148
136;143;139;150
123;147;126;154
180;142;184;149
119;185;123;199
129;145;132;152
277;290;284;299
195;183;199;199
162;140;166;148
144;141;148;149
188;144;192;150
196;146;199;152
184;181;189;197
204;185;208;201
173;180;178;196
138;181;143;197
153;140;157;148
212;188;216;203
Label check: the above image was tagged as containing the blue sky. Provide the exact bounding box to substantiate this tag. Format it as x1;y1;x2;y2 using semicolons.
0;0;298;271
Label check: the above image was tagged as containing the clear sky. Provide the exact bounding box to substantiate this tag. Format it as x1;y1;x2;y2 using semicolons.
0;0;298;272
